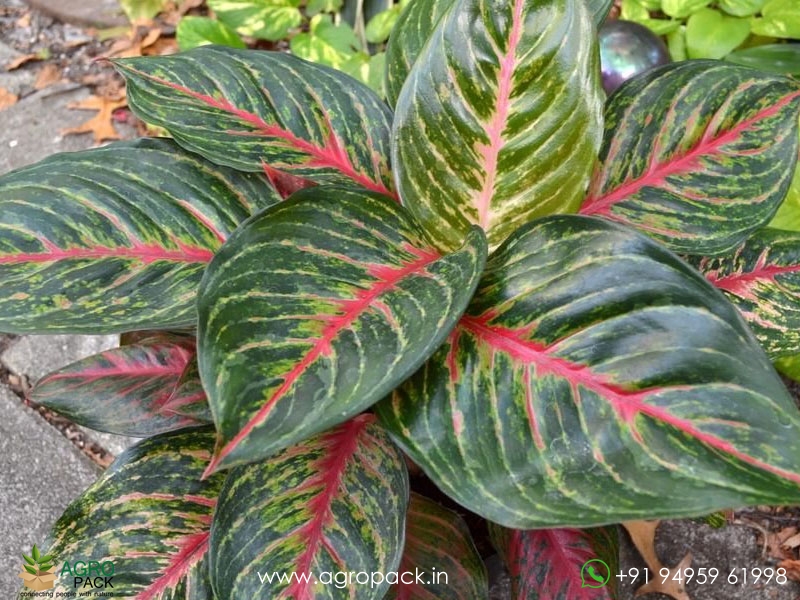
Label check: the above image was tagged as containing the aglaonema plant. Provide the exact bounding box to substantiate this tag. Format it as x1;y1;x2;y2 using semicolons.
3;0;800;596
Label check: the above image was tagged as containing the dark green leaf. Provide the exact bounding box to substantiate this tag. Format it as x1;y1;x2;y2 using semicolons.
209;416;407;599
0;138;277;334
693;228;800;359
39;428;224;598
384;493;487;599
686;9;750;59
726;44;800;76
31;338;203;436
207;0;303;41
115;46;395;197
383;0;454;107
176;16;246;51
377;215;800;528
392;0;603;250
489;524;618;599
581;61;800;255
198;186;487;472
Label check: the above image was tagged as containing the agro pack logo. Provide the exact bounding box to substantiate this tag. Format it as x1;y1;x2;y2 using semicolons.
60;560;115;591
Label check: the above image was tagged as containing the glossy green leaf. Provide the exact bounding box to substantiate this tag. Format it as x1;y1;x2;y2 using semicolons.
727;43;800;76
307;0;343;15
31;338;202;436
290;14;361;69
693;228;800;359
0;138;277;334
366;4;403;43
30;428;224;600
393;0;603;251
207;0;303;40
377;215;800;528
662;0;711;18
719;0;765;17
120;0;167;21
115;46;395;197
686;9;750;59
667;26;688;61
621;0;648;20
489;524;618;599
176;16;246;51
750;0;800;39
198;186;487;473
581;61;800;255
770;160;800;231
341;51;386;95
385;493;487;599
383;0;454;107
209;415;408;599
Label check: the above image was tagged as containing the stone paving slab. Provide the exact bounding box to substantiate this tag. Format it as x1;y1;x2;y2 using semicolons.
0;384;101;600
2;334;137;456
24;0;126;28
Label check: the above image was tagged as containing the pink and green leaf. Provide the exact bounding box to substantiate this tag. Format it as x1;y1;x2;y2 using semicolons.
384;493;487;600
581;61;800;255
36;428;224;600
0;138;278;334
377;215;800;528
162;359;212;424
209;415;408;600
197;186;487;473
693;228;800;359
392;0;603;250
115;46;395;197
489;524;617;599
31;338;205;437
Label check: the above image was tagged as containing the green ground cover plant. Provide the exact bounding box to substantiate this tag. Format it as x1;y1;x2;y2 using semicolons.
3;0;800;597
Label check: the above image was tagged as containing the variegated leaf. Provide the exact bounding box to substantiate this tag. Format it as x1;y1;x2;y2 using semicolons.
384;493;487;599
198;186;487;473
581;61;800;255
0;138;278;334
27;428;224;600
209;415;408;600
115;46;395;197
392;0;603;251
163;359;213;424
489;524;618;599
377;215;800;528
693;228;800;359
384;0;609;108
383;0;454;107
31;338;202;436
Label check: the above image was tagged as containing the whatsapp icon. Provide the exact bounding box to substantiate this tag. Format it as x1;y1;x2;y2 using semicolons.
580;559;611;588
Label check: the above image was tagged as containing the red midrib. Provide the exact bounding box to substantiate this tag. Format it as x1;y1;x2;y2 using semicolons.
134;531;210;600
706;262;800;295
204;246;441;475
459;314;800;485
124;66;397;200
474;0;524;229
40;347;190;382
285;416;372;599
0;239;213;265
581;90;800;215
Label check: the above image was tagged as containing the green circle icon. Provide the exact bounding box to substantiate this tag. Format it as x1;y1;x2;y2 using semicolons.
580;559;611;588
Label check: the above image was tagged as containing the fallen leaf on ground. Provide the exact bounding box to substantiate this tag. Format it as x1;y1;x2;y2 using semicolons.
622;520;692;600
62;95;127;143
0;87;18;110
763;526;798;561
162;0;204;25
4;52;41;71
778;559;800;582
34;64;63;90
106;26;163;59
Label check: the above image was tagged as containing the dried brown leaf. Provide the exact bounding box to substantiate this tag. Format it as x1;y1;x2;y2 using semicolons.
778;559;800;582
62;95;127;143
622;521;692;600
34;64;63;90
0;87;18;111
4;53;40;71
